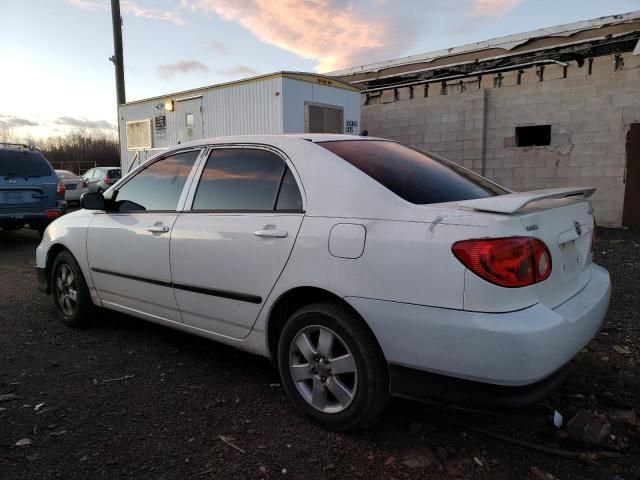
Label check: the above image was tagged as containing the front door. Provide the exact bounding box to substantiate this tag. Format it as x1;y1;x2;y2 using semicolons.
87;149;201;321
623;124;640;227
177;97;203;144
170;147;305;339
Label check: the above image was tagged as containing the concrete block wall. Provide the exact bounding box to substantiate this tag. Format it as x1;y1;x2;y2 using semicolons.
360;52;640;226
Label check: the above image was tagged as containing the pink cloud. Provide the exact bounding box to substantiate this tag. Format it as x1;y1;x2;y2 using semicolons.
470;0;521;17
186;0;415;72
66;0;184;25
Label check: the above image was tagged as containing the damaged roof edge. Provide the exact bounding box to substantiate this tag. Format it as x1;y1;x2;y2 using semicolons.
328;10;640;77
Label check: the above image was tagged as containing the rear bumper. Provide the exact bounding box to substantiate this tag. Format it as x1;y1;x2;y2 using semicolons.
389;362;570;410
0;208;64;226
65;190;83;201
346;264;611;388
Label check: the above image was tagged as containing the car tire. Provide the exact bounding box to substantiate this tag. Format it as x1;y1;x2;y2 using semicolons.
278;301;389;431
51;250;94;328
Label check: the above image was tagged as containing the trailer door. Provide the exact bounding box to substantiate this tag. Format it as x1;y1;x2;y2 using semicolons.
177;97;203;144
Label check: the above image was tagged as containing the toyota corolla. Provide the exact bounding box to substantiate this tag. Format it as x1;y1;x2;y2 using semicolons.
35;135;610;430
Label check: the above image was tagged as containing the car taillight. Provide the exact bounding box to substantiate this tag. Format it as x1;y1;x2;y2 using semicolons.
45;209;61;219
104;176;112;185
82;180;88;189
56;181;65;198
452;237;552;288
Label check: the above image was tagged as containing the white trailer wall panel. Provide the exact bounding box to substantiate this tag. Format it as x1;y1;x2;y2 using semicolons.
282;78;361;134
118;72;360;172
202;76;283;136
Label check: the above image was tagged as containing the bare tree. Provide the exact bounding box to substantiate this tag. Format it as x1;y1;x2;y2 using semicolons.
39;130;120;174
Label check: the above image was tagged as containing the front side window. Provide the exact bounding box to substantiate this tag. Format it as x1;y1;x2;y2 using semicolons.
193;148;302;212
113;150;200;212
318;140;506;205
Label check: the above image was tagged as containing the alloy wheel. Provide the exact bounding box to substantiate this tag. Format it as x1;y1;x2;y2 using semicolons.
55;264;78;317
288;325;358;414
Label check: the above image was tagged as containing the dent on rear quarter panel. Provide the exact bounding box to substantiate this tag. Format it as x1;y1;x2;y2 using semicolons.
258;216;467;311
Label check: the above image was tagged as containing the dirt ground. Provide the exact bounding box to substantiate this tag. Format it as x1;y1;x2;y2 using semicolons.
1;227;638;480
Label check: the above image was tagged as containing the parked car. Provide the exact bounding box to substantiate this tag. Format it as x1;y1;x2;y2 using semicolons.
82;167;121;193
56;170;88;205
1;143;66;235
35;135;610;430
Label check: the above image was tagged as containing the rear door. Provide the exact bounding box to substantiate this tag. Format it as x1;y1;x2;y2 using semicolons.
87;149;201;321
170;146;305;339
83;169;99;192
177;97;203;144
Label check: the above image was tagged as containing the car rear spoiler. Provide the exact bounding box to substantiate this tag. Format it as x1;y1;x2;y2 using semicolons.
458;187;596;214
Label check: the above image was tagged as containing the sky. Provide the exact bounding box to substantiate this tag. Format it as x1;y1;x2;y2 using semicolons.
1;0;638;139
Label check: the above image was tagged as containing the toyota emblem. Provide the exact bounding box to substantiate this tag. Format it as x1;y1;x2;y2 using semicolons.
574;221;582;236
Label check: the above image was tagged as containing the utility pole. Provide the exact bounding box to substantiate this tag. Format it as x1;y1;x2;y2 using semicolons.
110;0;126;105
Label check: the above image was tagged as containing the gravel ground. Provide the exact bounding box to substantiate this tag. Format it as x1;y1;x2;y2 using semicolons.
1;227;638;480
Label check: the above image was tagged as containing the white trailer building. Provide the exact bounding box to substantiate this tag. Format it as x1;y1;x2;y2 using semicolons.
118;71;361;172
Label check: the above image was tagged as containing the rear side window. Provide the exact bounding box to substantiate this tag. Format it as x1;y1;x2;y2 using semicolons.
193;148;301;211
0;150;52;177
318;140;506;204
276;168;303;211
113;150;199;211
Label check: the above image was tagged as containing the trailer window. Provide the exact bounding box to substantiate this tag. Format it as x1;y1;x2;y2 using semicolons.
318;140;506;205
306;104;344;134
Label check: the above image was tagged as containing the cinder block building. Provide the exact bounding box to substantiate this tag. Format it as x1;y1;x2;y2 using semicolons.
332;12;640;227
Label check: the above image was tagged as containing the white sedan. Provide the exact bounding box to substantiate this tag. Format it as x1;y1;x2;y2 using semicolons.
35;135;610;430
55;170;88;204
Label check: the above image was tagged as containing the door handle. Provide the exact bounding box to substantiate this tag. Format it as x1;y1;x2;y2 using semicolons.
147;225;170;234
254;229;288;238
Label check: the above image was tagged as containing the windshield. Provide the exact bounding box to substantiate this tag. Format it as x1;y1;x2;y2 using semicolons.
0;150;52;177
318;140;506;205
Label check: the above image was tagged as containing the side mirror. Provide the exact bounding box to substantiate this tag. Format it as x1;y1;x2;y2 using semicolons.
80;192;105;210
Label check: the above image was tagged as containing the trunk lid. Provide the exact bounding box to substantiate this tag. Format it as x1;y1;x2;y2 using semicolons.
517;198;594;308
459;189;595;309
62;179;82;191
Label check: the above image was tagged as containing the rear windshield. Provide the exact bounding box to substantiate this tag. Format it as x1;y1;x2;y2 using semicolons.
318;140;506;204
56;170;78;180
0;150;52;177
108;169;122;179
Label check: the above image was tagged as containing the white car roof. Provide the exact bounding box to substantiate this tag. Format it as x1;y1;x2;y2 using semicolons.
176;133;385;149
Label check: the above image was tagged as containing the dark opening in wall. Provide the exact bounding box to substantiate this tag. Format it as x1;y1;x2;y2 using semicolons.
515;125;551;147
